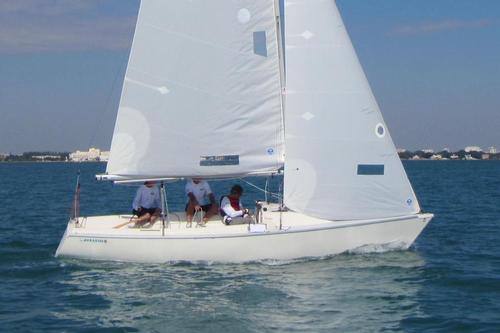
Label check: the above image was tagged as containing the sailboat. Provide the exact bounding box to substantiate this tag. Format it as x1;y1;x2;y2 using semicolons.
56;0;433;263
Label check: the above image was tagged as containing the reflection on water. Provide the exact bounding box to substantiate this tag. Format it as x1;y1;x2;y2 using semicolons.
51;251;425;332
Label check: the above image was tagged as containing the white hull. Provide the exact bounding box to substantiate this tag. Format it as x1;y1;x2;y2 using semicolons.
56;204;433;263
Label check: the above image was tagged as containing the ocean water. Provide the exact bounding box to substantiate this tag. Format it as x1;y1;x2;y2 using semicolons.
0;161;499;332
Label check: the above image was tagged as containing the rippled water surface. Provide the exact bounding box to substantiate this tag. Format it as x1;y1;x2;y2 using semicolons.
1;161;499;332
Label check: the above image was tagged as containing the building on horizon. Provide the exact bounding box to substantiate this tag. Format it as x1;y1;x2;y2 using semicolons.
99;151;110;162
69;148;110;162
488;147;497;154
430;154;444;160
464;146;482;153
422;149;434;154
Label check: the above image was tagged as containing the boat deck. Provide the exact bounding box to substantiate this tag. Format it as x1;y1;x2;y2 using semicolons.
72;213;258;237
67;203;336;238
66;202;432;239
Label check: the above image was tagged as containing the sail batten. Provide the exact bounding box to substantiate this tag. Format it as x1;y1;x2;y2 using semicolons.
283;0;421;220
107;0;284;178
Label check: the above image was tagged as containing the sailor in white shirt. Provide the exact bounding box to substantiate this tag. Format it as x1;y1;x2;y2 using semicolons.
185;178;218;227
220;184;250;225
131;181;161;227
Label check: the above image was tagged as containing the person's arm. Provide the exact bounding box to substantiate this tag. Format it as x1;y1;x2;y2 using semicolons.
188;192;201;211
186;182;201;210
205;183;218;207
132;187;142;211
154;188;162;209
221;197;244;218
208;193;218;207
240;200;249;215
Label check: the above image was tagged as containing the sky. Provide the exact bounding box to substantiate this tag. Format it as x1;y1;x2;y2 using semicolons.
0;0;499;154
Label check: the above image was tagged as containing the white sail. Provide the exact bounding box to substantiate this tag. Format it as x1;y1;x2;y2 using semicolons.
107;0;284;178
283;0;421;220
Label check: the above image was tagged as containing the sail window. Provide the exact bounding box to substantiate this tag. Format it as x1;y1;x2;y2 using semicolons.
238;8;251;23
357;164;385;176
200;155;240;166
375;123;386;138
301;112;315;120
253;31;268;57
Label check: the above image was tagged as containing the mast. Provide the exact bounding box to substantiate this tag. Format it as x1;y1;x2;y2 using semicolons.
274;0;286;158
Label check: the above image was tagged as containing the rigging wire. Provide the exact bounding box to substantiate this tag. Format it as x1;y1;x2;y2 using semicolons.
238;178;282;200
86;58;128;151
68;55;128;218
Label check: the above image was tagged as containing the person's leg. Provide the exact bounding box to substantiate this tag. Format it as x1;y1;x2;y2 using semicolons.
149;208;161;225
135;213;151;226
203;204;219;223
186;202;195;227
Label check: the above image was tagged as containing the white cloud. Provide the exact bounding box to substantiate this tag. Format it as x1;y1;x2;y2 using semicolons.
0;0;138;53
390;19;493;36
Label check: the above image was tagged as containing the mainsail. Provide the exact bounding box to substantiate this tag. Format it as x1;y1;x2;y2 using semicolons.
107;0;284;178
283;0;421;220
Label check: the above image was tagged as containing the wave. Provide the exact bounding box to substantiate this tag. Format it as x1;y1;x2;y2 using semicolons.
348;241;410;254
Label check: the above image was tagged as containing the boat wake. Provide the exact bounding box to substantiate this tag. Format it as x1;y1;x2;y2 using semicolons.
348;241;410;254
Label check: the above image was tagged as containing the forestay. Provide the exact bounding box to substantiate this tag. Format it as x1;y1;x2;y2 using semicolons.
283;0;421;220
107;0;284;178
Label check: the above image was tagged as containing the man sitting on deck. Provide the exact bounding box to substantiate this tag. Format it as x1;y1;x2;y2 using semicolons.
185;178;219;227
131;181;161;228
220;184;250;225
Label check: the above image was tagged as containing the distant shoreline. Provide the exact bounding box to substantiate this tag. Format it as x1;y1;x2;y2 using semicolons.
1;148;498;162
0;161;106;163
0;158;500;164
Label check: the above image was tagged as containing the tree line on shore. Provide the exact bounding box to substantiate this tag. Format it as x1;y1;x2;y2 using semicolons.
0;152;70;162
398;150;499;160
